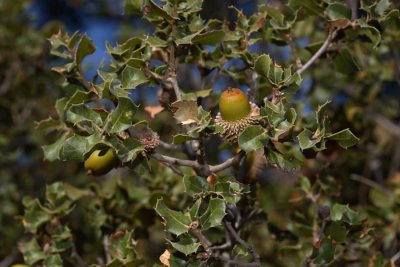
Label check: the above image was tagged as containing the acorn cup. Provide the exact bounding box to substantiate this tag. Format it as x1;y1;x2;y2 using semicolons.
214;88;260;142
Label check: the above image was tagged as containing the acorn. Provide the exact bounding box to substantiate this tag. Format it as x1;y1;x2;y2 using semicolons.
84;146;118;175
215;88;260;142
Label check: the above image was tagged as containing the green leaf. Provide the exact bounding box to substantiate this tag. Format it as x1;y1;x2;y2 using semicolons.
192;30;224;45
289;0;324;16
66;104;103;126
145;0;175;21
325;222;348;243
172;134;196;144
155;199;192;236
333;48;360;75
42;133;69;161
297;129;322;150
254;54;272;78
172;100;198;125
117;138;144;163
60;134;89;161
20;239;46;265
189;199;201;219
120;66;148;89
238;125;269;152
22;198;52;233
311;238;336;265
214;180;243;204
182;89;212;101
265;149;301;172
327;3;351;20
331;204;361;224
326;129;359;149
75;34;96;65
183;175;209;195
108;230;137;260
375;0;391;16
369;188;395;208
104;97;139;134
124;0;143;14
199;198;226;230
44;254;63;267
169;235;201;256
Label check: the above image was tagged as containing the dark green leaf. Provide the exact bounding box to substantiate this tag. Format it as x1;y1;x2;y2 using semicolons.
183;175;209;195
155;199;191;236
326;129;359;149
199;198;226;230
75;35;96;65
104;97;139;134
238;125;269;152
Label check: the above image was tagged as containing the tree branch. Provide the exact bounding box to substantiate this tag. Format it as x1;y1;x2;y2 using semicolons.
151;153;201;169
224;221;261;265
209;151;245;173
297;29;338;75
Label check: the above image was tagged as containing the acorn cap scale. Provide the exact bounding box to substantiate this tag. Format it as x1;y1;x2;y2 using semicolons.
219;88;251;121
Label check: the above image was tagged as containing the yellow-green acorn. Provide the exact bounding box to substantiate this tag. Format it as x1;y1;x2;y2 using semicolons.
215;88;260;142
84;146;118;175
219;88;251;121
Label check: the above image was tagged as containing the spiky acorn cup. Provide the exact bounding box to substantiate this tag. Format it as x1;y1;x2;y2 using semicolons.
215;88;260;142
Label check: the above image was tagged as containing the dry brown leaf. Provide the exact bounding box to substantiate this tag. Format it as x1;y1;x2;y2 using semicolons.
145;105;164;118
159;250;171;267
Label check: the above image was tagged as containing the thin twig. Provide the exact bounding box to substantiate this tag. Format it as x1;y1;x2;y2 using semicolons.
0;249;19;267
103;235;111;264
369;113;400;137
391;250;400;264
297;29;338;75
224;221;261;265
350;174;391;193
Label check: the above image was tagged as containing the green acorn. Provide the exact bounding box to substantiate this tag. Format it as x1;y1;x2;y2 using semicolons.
84;146;118;175
215;88;260;142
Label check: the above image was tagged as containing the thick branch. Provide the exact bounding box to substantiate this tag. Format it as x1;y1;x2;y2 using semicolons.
209;151;245;173
297;29;338;75
151;151;244;174
151;153;201;169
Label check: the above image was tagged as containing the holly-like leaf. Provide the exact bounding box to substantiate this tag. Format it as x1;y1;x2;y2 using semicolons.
74;34;96;65
183;175;209;195
254;54;272;78
297;129;322;150
120;66;148;89
22;198;52;233
104;97;139;134
311;238;336;265
238;125;269;152
326;129;359;149
199;198;226;230
42;133;69;161
66;104;103;126
331;204;361;225
117;138;144;163
155;199;192;236
60;134;89;161
325;221;348;243
168;235;201;256
19;238;46;266
108;230;138;261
